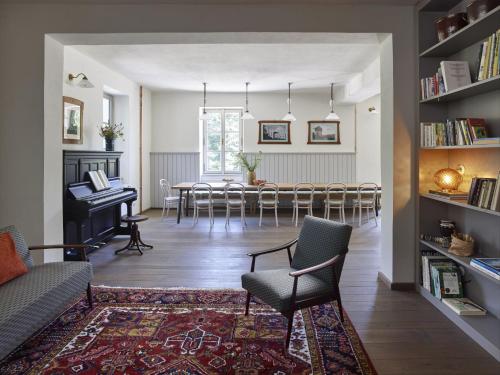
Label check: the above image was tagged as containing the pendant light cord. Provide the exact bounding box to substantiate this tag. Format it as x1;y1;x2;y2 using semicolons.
330;83;334;112
245;82;249;112
203;82;207;113
288;82;292;113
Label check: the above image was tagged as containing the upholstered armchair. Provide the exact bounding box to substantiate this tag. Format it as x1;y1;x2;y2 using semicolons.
241;215;352;347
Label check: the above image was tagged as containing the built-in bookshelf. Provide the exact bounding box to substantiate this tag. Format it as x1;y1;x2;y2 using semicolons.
418;0;500;361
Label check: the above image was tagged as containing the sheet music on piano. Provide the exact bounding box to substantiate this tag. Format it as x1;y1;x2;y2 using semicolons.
88;170;111;191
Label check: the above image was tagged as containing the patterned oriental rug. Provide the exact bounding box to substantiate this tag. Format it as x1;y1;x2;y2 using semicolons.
0;287;376;375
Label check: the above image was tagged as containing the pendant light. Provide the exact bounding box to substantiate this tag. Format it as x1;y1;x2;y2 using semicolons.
282;82;296;122
241;82;255;120
325;83;340;121
199;82;210;120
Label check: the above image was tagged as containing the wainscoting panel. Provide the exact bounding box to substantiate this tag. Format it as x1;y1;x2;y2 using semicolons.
150;152;355;208
247;152;356;185
150;152;200;208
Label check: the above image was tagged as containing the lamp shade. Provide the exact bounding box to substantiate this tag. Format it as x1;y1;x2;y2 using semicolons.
434;168;463;191
78;76;94;88
199;111;210;120
241;111;254;120
282;112;296;122
68;73;94;88
325;111;340;121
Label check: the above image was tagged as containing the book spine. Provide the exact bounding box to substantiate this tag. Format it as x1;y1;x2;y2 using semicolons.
470;261;500;279
490;171;500;211
488;33;496;78
494;30;500;76
484;35;493;80
467;177;478;205
478;40;488;81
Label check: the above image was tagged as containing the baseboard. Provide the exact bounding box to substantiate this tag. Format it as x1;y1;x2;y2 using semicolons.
377;272;415;291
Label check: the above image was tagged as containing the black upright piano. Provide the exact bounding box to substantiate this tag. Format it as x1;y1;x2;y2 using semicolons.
63;150;137;260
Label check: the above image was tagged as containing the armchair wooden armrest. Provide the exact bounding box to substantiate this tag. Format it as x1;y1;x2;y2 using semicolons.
289;254;343;277
28;244;98;261
247;238;298;271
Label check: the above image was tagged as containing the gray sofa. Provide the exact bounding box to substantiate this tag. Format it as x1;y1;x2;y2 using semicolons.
0;226;93;360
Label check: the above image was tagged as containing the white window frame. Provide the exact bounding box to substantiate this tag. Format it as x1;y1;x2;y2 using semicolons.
103;93;114;125
202;108;243;176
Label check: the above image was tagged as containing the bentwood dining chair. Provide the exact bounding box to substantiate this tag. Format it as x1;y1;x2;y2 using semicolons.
242;216;352;348
292;183;315;227
258;183;279;227
352;182;378;226
192;183;214;227
324;183;346;223
225;183;247;228
160;179;185;220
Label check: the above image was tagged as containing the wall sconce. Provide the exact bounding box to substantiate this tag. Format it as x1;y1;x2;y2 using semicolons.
433;165;465;192
368;106;379;114
68;73;94;88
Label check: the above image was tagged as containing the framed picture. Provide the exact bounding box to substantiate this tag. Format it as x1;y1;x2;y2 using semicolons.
63;96;83;144
307;121;340;144
258;121;291;144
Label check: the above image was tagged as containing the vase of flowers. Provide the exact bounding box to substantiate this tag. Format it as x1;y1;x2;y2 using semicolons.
236;151;262;185
99;123;124;151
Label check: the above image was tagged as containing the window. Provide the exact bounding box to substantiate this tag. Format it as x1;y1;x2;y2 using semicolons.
103;94;113;124
203;108;242;175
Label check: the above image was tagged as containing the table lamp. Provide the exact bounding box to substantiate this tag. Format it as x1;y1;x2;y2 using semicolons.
433;166;464;192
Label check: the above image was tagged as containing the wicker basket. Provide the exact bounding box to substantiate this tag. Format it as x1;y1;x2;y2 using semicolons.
449;233;474;257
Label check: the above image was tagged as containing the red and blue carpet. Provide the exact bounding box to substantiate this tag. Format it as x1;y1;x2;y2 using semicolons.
0;287;376;374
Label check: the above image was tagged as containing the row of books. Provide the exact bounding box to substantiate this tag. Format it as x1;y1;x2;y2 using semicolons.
467;173;500;211
470;258;500;281
421;250;486;315
477;29;500;81
420;61;471;100
420;118;495;147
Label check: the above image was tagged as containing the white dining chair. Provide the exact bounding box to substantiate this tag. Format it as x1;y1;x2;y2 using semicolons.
160;179;185;220
225;182;247;228
324;183;346;223
292;183;315;227
192;183;214;227
258;183;279;227
352;182;378;226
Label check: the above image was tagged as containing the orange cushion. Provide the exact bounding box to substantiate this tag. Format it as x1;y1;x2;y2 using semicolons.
0;232;28;285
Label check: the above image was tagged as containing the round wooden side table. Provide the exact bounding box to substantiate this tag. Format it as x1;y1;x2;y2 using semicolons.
115;215;153;255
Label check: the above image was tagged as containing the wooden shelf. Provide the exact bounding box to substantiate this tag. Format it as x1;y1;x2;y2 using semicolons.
420;6;500;57
420;240;499;284
420;0;462;12
421;193;500;217
420;75;500;103
419;286;500;360
420;144;500;150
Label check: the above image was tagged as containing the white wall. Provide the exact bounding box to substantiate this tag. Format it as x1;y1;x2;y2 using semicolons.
63;47;141;190
356;94;381;184
142;88;153;211
0;2;416;284
152;91;355;153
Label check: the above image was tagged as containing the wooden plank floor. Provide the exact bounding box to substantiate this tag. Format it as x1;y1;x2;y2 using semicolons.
89;209;500;374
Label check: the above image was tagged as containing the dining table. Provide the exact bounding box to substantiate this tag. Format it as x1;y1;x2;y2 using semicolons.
171;182;381;224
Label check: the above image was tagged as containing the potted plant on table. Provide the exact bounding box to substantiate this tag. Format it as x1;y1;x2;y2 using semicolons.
99;122;124;151
236;151;263;185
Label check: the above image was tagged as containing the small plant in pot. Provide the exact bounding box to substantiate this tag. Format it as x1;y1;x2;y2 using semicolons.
236;151;262;185
99;122;124;151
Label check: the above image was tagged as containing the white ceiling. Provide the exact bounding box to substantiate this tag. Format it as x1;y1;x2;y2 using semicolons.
74;39;381;94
